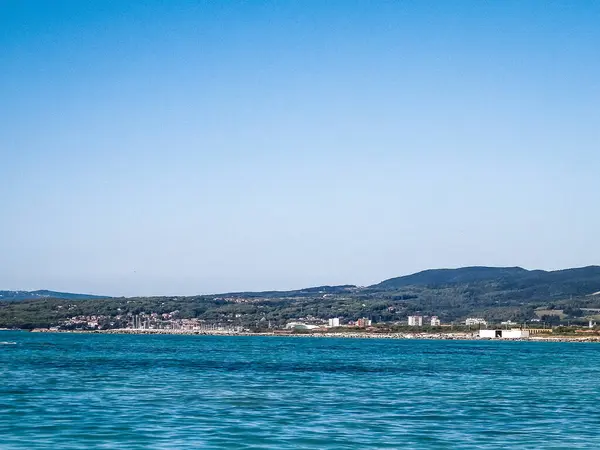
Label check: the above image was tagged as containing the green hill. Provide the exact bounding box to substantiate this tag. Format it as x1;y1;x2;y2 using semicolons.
0;290;110;302
373;266;531;289
2;266;600;329
373;266;600;298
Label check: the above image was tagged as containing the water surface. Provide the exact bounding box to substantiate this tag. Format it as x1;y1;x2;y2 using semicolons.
1;332;599;449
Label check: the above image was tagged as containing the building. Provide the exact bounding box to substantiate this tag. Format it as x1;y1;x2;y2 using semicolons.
285;322;320;330
328;318;340;327
465;318;487;327
408;315;423;326
479;329;530;339
356;318;372;328
430;316;441;327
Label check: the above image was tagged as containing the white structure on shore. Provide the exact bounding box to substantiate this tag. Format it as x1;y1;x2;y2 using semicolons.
328;318;340;327
285;322;320;330
479;329;530;339
465;318;487;327
408;315;423;326
430;316;441;327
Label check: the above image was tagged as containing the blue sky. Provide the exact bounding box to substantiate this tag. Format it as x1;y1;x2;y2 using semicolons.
1;1;599;296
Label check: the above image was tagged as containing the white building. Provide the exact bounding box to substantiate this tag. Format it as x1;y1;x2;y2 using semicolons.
430;316;441;326
465;318;487;327
285;322;320;330
328;318;340;327
408;315;423;326
479;329;530;339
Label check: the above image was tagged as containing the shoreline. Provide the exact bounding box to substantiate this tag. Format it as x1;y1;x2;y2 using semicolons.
20;328;600;342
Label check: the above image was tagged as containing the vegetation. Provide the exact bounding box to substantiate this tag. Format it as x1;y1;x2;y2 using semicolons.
0;290;109;302
2;266;600;329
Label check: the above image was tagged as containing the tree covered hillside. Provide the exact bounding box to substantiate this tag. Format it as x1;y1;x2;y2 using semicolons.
2;266;600;329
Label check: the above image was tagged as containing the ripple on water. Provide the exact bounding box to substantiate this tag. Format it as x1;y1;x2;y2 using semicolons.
1;333;600;449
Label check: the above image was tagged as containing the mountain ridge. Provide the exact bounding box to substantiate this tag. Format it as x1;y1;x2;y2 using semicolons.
373;266;531;289
3;265;600;328
0;290;110;302
372;265;600;295
3;265;600;301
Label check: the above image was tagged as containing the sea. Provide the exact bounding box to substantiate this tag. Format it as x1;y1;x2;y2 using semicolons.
1;331;599;449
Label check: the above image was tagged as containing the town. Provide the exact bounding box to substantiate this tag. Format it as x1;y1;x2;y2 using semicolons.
46;311;599;340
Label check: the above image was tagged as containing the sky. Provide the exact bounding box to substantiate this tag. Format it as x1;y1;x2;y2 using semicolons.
1;0;599;296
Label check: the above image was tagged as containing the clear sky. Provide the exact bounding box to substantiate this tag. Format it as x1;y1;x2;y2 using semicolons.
1;1;599;296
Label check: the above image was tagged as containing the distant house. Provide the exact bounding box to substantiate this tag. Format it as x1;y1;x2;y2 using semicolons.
430;316;441;326
328;318;340;327
356;318;372;328
408;315;423;326
465;318;487;327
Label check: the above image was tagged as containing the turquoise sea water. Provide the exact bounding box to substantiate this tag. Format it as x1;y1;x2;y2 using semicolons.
1;332;600;449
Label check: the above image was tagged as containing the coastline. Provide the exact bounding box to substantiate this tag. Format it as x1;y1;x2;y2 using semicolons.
22;328;600;342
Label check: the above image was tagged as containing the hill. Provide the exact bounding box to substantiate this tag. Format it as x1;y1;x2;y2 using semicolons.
373;266;531;289
2;266;600;329
372;266;600;299
220;285;358;298
0;290;110;302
